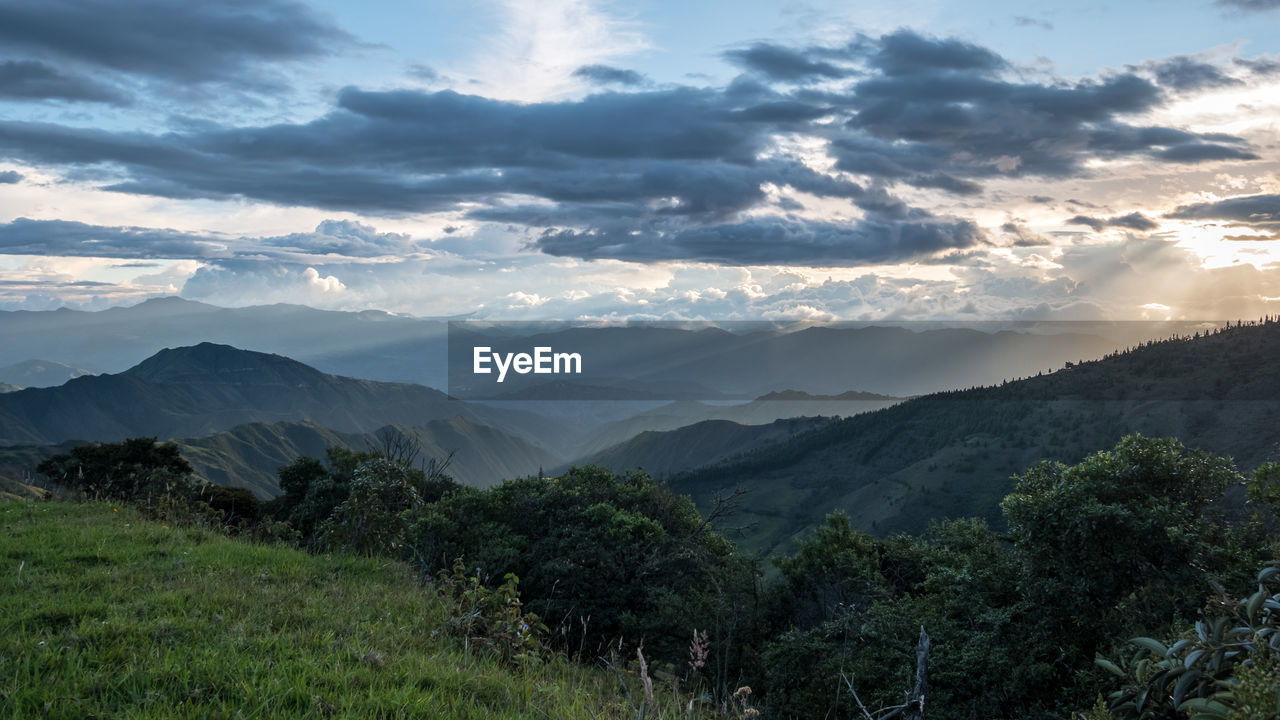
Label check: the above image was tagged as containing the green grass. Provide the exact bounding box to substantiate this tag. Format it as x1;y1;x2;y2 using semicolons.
0;500;702;719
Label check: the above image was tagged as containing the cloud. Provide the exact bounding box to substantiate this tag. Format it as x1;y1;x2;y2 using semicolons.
0;218;229;259
0;170;22;184
0;60;131;104
1001;222;1051;246
1166;193;1280;231
1066;212;1160;232
723;43;850;82
534;215;988;266
572;64;645;86
0;218;433;263
0;0;352;88
462;0;649;102
1216;0;1280;12
1141;55;1241;92
870;30;1006;77
1012;16;1053;30
0;29;1262;267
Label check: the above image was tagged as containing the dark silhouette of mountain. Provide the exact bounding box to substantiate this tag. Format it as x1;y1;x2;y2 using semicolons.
667;321;1280;558
0;343;557;451
177;418;560;497
0;360;91;389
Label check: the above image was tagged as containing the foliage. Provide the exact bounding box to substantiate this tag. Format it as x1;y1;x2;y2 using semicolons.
1001;435;1254;699
317;457;425;556
759;516;1027;720
1092;562;1280;719
407;465;758;693
263;435;458;549
434;558;547;666
35;437;201;515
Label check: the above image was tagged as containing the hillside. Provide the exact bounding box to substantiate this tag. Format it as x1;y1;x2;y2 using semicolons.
178;418;561;497
670;321;1280;557
573;395;902;457
576;416;834;478
0;343;559;453
0;500;690;719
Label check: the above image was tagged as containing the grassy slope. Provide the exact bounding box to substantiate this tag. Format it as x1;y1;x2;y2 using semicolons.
0;501;689;719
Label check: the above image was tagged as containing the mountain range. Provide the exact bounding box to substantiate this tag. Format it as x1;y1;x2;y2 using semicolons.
5;309;1275;560
665;322;1280;556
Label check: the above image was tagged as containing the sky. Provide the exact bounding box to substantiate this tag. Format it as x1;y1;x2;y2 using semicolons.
0;0;1278;321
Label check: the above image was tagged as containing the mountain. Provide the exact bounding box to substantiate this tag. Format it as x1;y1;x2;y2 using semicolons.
0;359;92;389
177;418;560;497
575;416;834;478
572;396;902;458
0;297;449;386
0;343;558;452
668;321;1280;558
1;298;1209;400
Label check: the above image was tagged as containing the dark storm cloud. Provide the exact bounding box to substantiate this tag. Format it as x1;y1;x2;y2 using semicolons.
1067;212;1160;232
724;43;850;82
0;0;352;86
0;60;130;104
572;64;646;86
534;215;987;265
1166;194;1280;229
0;171;22;184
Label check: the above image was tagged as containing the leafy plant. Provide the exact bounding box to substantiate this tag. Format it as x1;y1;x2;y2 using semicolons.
434;558;547;666
1093;562;1280;719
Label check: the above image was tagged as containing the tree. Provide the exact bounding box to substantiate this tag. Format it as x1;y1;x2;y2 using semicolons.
1001;434;1247;699
36;437;197;504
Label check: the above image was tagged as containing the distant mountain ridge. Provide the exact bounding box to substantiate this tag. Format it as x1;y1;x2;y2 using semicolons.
0;360;91;389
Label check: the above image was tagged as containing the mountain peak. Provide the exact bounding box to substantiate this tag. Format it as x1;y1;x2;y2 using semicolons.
123;343;330;386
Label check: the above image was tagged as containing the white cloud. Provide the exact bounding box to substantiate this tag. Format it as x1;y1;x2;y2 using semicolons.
458;0;649;102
